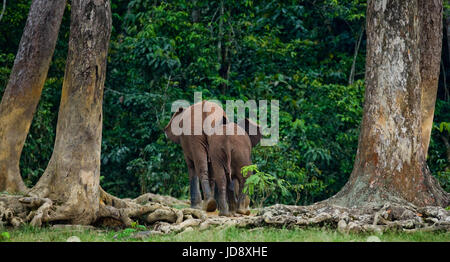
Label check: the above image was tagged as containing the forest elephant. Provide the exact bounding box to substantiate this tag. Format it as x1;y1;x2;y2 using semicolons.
209;118;262;216
164;101;228;211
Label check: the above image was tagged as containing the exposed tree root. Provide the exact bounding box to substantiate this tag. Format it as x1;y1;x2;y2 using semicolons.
1;191;449;235
0;196;25;228
255;202;450;234
145;201;450;235
133;193;190;208
1;189;196;229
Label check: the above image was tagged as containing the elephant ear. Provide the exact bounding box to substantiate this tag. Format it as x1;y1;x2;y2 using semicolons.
164;107;185;144
237;118;262;147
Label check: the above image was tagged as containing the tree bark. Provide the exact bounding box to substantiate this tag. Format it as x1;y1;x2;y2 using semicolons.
348;24;365;86
418;0;443;156
329;0;449;208
446;15;450;64
29;0;112;224
1;0;189;228
0;0;66;193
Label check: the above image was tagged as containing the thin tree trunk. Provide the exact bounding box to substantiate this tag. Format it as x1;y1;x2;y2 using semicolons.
0;0;6;23
348;24;365;86
446;15;450;64
419;0;443;156
0;0;66;193
217;0;229;94
29;0;112;224
441;135;450;164
191;0;199;23
444;14;450;101
329;0;449;208
442;60;449;101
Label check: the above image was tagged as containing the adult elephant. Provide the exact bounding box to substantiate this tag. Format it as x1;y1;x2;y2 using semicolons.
164;101;227;211
209;118;262;216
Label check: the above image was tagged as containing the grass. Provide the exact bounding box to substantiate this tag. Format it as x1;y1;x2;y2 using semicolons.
1;225;448;242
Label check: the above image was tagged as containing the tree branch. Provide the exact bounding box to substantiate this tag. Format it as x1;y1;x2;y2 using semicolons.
0;0;6;23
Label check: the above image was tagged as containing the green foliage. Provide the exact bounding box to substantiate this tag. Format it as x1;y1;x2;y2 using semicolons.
130;221;147;230
0;0;448;205
428;100;450;192
118;228;137;238
242;164;290;207
99;0;370;202
0;232;10;242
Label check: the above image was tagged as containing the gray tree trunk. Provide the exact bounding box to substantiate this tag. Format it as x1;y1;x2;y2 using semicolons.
329;0;449;208
29;0;112;224
0;0;66;193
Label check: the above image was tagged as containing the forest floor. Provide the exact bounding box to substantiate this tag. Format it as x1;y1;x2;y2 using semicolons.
1;193;449;242
1;224;448;242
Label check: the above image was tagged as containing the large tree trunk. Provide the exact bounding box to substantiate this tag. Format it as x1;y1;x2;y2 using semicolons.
28;0;112;225
329;0;449;208
1;0;194;228
0;0;66;193
419;0;443;156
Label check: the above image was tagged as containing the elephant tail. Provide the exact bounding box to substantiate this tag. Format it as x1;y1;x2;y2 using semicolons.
224;157;232;191
218;146;233;191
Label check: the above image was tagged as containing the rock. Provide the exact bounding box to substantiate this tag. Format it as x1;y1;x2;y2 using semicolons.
182;208;207;220
130;230;162;240
366;236;381;242
66;236;81;242
10;217;22;228
153;222;172;234
199;221;210;231
347;222;362;233
362;225;384;235
181;227;194;233
337;220;347;233
53;224;95;231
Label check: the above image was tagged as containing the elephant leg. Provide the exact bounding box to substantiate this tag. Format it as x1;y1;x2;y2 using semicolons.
187;160;202;209
210;176;220;207
227;178;238;214
236;178;251;215
196;160;217;212
213;178;220;206
211;162;230;217
190;176;202;209
208;161;218;202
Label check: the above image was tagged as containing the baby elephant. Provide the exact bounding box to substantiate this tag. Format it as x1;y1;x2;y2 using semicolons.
208;118;261;216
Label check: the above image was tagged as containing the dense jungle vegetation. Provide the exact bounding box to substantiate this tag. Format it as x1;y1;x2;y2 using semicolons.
0;0;449;206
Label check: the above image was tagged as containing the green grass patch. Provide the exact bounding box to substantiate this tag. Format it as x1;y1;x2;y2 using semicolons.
1;225;448;242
